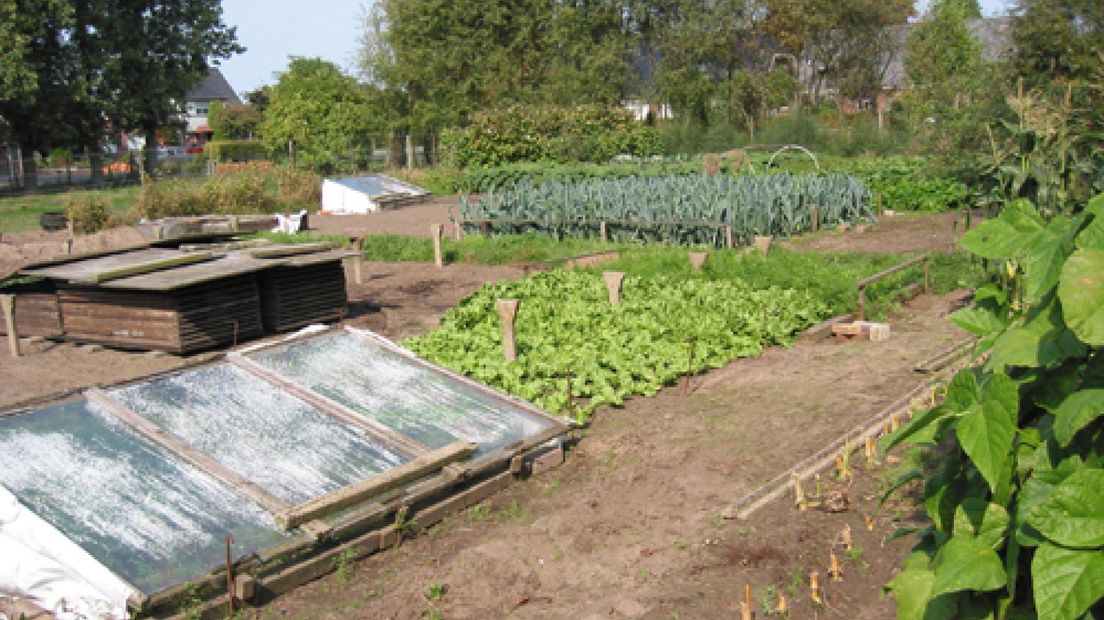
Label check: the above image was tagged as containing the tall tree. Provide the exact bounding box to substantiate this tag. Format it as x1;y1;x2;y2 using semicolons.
96;0;241;171
259;57;379;173
1010;0;1104;85
905;0;984;116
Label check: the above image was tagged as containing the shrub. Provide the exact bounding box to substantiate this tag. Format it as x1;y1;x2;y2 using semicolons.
275;167;322;207
459;160;701;193
440;104;662;167
205;140;269;162
65;192;108;234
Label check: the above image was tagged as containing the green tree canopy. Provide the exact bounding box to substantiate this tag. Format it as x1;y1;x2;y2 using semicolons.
906;0;984;116
208;101;261;140
1011;0;1104;85
259;57;379;173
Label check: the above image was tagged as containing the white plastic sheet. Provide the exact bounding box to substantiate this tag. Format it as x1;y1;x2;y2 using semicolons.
0;485;132;620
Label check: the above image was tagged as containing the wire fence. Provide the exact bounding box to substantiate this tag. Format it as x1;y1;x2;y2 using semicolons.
0;147;215;196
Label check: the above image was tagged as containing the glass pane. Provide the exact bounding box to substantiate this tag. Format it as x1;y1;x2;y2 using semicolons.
110;364;408;504
249;332;555;455
0;401;289;594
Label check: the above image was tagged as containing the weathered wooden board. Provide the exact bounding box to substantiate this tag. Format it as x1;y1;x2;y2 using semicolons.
257;260;347;332
0;292;62;337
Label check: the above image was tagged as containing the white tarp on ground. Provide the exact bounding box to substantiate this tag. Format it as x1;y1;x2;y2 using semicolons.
0;485;133;620
320;174;429;214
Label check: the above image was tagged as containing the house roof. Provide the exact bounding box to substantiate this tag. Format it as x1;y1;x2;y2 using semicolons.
186;67;241;104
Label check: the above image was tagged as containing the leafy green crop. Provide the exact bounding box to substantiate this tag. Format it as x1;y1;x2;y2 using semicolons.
461;173;873;247
833;156;968;212
883;194;1104;620
404;269;828;422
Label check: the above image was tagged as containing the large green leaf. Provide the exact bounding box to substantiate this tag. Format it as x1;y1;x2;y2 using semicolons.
1032;543;1104;620
932;535;1007;596
960;200;1045;259
951;306;1008;337
1023;216;1076;302
1026;468;1104;548
945;369;980;413
1058;248;1104;346
958;374;1018;494
889;568;936;620
1052;389;1104;447
1075;194;1104;249
953;498;1010;549
987;294;1086;370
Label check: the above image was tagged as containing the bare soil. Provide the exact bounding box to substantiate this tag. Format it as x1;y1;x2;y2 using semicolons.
0;204;971;619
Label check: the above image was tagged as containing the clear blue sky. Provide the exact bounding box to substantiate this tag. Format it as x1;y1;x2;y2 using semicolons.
215;0;1014;98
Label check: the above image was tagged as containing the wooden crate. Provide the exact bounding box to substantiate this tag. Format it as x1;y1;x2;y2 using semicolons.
257;260;347;332
56;275;263;353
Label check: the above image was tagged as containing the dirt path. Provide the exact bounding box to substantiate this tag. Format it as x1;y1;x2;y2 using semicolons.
250;291;968;620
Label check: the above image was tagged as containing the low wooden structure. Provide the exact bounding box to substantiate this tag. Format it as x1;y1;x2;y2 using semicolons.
17;243;351;353
0;280;61;338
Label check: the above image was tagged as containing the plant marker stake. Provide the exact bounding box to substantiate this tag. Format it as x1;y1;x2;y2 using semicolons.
1;295;19;357
684;339;695;395
688;251;707;271
842;524;853;551
497;299;519;361
741;583;752;620
725;225;734;249
603;271;624;306
600;220;608;243
432;223;444;268
776;591;788;614
812;206;820;232
835;453;845;479
792;474;806;509
829;553;843;582
864;436;878;465
890;415;901;432
225;534;235;615
863;514;875;531
810;571;823;604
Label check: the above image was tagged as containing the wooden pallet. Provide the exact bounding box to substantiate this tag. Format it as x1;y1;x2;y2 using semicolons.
257;260;347;332
56;275;263;353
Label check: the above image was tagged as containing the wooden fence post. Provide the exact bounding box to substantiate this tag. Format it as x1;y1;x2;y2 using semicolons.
432;224;444;268
599;221;608;243
725;225;734;249
496;299;519;361
812;207;820;233
1;295;20;357
603;271;625;305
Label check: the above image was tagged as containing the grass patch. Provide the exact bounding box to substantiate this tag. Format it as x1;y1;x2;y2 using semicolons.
246;231;350;246
0;186;140;233
588;246;985;320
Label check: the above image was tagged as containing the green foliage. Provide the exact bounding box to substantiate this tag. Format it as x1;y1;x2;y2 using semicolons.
883;194;1104;620
1010;0;1104;85
359;233;625;265
133;166;313;219
205;140;269;162
207;101;261;140
905;0;983;121
459;161;701;193
440;104;661;167
259;58;379;173
64;192;108;234
834;157;969;212
461;173;873;246
274;167;322;208
405;269;829;420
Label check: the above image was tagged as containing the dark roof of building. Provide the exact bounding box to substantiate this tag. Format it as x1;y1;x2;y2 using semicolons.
186;67;241;104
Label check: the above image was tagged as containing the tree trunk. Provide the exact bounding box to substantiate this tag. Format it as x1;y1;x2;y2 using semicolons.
144;127;158;179
23;155;37;191
405;133;415;170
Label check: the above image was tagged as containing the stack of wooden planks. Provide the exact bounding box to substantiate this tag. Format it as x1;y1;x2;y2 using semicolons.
256;250;348;332
0;280;62;338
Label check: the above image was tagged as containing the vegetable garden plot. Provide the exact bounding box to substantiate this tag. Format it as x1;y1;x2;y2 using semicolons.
0;326;567;618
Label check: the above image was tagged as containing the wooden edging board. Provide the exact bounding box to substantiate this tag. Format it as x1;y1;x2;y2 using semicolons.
276;441;477;529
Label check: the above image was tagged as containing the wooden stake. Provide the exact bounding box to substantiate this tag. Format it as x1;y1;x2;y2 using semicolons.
812;206;820;232
829;553;843;582
864;436;878;465
226;534;236;616
810;571;823;604
841;524;853;551
497;298;519;361
354;237;365;284
754;235;772;253
863;513;875;531
890;415;901;432
792;474;806;509
1;295;19;357
454;220;463;240
776;591;788;615
432;223;444;268
688;251;708;271
741;583;752;620
599;221;608;243
603;271;625;306
725;225;734;249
